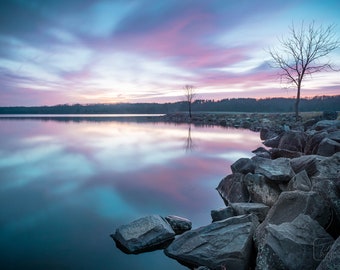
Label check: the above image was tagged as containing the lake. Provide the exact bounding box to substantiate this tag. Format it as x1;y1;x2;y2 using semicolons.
0;115;261;269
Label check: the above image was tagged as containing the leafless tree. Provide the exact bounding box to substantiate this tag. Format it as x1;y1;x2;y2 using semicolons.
269;21;340;120
183;84;196;119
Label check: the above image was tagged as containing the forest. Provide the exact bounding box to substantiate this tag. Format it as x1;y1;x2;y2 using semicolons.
0;95;339;114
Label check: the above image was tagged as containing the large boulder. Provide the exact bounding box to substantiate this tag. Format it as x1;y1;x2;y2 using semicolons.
216;173;249;205
112;215;175;254
269;148;303;159
278;130;306;152
231;202;269;222
317;236;340;270
243;173;281;207
254;191;332;248
231;158;255;174
290;155;320;177
257;214;334;270
317;138;340;157
165;214;259;270
287;170;312;191
165;215;192;235
304;131;328;155
254;157;295;182
311;152;340;184
263;135;281;148
211;207;234;222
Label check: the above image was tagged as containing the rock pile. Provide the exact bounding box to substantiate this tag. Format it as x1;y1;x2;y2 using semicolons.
112;118;340;269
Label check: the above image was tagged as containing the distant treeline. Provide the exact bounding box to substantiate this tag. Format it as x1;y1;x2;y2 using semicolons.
0;95;339;114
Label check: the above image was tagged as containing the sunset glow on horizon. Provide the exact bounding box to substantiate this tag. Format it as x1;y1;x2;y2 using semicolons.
1;0;339;106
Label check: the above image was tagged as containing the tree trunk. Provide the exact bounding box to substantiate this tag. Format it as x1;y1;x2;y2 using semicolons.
188;101;192;119
295;83;301;121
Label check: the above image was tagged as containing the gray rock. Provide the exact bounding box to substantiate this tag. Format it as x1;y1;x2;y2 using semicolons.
254;157;295;182
211;207;234;222
112;215;175;254
257;214;334;270
216;173;249;205
287;170;312;191
278;130;306;152
305;131;328;155
290;155;320;176
244;173;281;207
328;130;340;143
254;191;332;248
311;152;340;183
165;214;259;270
263;135;281;148
317;236;340;270
252;147;271;159
313;120;340;131
165;215;192;235
269;148;303;159
260;127;279;140
231;202;269;222
317;138;340;157
231;158;255;174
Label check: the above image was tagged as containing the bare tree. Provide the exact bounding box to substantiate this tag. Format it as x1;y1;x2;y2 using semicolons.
269;21;340;120
183;84;196;119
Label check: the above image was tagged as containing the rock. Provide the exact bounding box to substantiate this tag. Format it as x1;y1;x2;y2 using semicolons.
244;173;281;207
216;173;250;205
112;215;175;254
305;131;328;154
164;214;259;270
312;180;340;238
230;158;255;174
252;147;271;159
254;157;295;182
317;138;340;157
257;214;334;270
254;191;332;248
231;202;269;222
260;127;278;140
278;130;306;152
211;207;234;222
165;215;192;235
323;111;338;120
269;148;303;159
290;155;320;176
311;152;340;183
317;236;340;270
263;135;281;148
287;170;312;191
328;130;340;143
313;120;340;131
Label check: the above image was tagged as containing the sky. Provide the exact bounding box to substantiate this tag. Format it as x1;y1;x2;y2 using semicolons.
0;0;339;106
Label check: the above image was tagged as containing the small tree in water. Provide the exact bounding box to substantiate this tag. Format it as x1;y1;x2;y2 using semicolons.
183;85;196;119
269;21;339;121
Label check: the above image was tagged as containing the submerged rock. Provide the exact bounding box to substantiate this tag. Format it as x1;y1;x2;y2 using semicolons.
165;214;259;270
112;215;175;254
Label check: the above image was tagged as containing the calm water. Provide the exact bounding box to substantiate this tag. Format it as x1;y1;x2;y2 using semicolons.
0;116;261;270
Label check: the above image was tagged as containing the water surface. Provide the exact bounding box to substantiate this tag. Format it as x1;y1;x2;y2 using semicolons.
0;117;261;269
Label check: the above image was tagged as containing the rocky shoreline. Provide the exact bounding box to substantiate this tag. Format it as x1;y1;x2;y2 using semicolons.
112;112;340;269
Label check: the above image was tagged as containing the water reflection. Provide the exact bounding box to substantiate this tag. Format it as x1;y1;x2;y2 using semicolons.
0;117;261;269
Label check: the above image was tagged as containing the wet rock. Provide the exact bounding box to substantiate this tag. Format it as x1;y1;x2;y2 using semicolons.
244;173;281;207
254;157;295;182
287;170;312;191
112;215;175;254
216;173;250;205
254;191;332;248
231;158;255;174
317;138;340;157
211;207;234;222
317;236;340;270
257;214;334;270
165;215;192;235
231;202;269;222
165;214;259;270
278;130;306;152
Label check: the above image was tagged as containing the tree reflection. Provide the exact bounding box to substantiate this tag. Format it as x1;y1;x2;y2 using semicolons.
185;124;195;152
